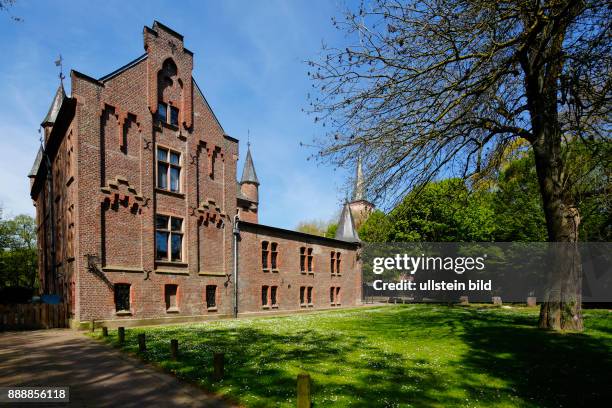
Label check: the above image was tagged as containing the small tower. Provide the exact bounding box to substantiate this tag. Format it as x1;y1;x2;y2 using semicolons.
238;144;260;223
41;83;66;143
348;156;374;229
335;201;360;242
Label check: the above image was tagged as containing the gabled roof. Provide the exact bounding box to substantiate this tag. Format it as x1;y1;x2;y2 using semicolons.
98;53;147;82
41;83;66;127
240;146;259;185
335;202;360;243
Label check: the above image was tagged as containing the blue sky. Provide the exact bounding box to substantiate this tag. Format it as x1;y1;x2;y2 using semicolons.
0;0;357;229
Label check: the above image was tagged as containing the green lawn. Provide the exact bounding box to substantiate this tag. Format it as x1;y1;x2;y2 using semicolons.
91;305;612;407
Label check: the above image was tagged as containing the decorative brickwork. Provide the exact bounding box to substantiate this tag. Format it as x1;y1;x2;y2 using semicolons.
30;21;362;327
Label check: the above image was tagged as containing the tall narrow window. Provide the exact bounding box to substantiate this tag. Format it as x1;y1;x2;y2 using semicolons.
262;285;269;306
330;252;336;274
165;284;178;311
156;215;183;261
206;285;217;309
262;241;269;271
299;247;306;272
336;253;341;275
307;286;313;305
299;286;305;306
271;243;278;270
307;248;313;272
114;283;131;312
157;102;167;123
157;147;181;193
330;287;335;304
335;287;341;304
271;286;278;306
170;106;179;126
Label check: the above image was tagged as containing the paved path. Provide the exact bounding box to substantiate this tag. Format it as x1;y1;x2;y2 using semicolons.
0;330;234;407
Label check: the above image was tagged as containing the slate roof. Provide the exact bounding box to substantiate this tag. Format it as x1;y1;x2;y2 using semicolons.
335;202;360;243
41;84;66;127
240;147;259;185
28;146;44;178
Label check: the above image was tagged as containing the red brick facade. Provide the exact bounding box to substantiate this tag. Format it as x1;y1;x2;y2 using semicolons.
29;21;362;328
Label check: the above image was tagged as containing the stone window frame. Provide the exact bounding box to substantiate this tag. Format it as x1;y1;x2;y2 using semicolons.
156;145;182;194
270;285;279;308
306;286;314;307
299;286;306;307
155;214;184;263
330;286;341;306
270;242;279;272
307;248;314;274
157;101;180;128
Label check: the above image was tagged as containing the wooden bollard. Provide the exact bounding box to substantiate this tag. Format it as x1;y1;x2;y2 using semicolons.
102;327;108;337
492;296;502;305
170;339;179;360
138;333;146;352
297;373;311;408
118;327;125;345
213;352;224;381
527;296;537;307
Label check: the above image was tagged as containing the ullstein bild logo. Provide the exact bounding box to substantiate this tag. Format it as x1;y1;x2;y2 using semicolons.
372;254;487;275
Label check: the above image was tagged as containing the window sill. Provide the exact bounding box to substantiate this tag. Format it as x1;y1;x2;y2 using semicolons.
207;307;218;312
155;188;185;199
271;269;279;273
307;304;314;308
199;271;226;277
271;305;279;309
307;272;314;276
262;306;270;310
300;304;307;308
166;307;180;314
103;266;144;273
156;260;188;268
262;268;270;273
300;271;306;275
116;311;132;316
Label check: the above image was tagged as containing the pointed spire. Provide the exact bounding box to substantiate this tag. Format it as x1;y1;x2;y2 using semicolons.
352;156;365;201
41;83;66;127
240;144;259;185
335;201;360;243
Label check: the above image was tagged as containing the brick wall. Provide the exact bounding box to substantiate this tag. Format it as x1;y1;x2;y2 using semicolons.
32;21;362;327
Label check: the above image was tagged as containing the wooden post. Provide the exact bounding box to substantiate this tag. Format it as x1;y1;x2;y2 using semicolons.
102;327;108;337
91;319;95;332
138;333;146;352
213;352;224;381
118;327;125;345
170;339;178;360
297;373;311;408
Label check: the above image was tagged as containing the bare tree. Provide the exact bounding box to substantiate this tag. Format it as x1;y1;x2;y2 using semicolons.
308;0;611;330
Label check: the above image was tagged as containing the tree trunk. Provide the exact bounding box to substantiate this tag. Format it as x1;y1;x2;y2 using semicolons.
532;140;583;331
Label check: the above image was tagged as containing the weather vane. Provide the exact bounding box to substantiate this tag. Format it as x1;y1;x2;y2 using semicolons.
55;54;65;83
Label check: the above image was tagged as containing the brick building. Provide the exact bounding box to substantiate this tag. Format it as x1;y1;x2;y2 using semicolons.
28;21;363;328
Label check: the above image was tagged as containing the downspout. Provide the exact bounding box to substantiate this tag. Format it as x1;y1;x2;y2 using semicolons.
232;214;240;318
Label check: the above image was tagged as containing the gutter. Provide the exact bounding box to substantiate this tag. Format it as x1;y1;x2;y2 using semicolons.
232;214;240;318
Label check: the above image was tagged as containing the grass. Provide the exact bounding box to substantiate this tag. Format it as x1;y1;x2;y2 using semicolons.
90;305;612;407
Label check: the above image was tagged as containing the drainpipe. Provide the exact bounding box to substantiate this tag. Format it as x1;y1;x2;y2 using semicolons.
232;214;240;318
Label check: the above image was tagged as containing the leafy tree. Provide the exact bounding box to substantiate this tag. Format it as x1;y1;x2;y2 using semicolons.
296;219;338;238
0;214;38;289
358;210;391;242
308;0;610;330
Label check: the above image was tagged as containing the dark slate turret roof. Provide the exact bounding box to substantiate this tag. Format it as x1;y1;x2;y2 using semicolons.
41;84;66;127
28;146;44;178
335;201;360;243
240;146;259;185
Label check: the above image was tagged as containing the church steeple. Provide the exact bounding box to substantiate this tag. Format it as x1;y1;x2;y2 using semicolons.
352;156;365;201
348;156;375;229
238;143;260;223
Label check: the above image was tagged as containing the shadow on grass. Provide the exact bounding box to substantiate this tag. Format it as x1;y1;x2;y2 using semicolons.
457;308;612;407
97;306;612;407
